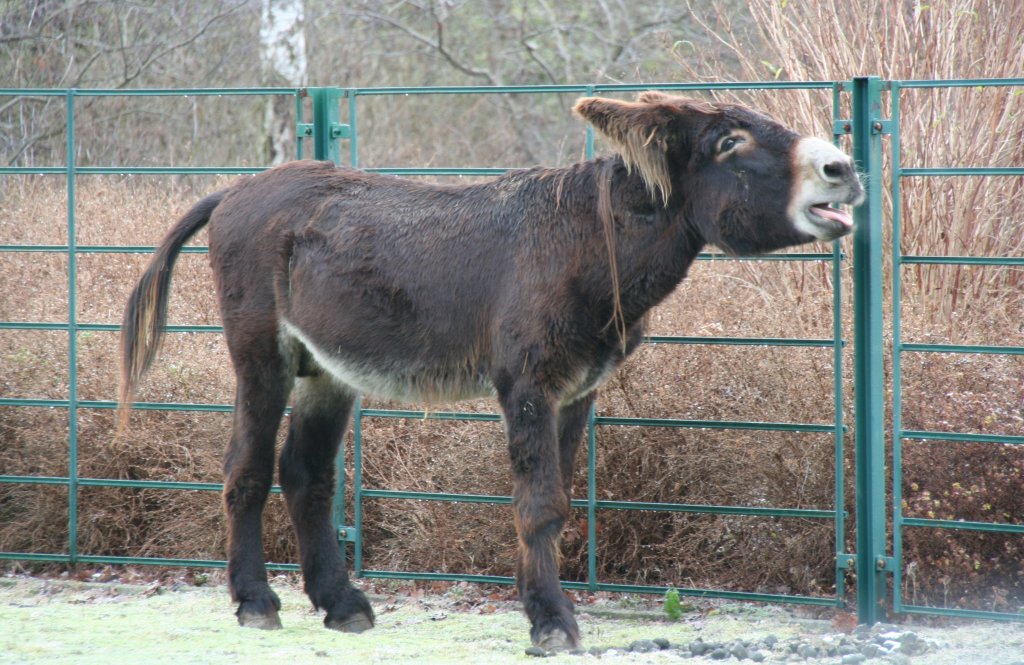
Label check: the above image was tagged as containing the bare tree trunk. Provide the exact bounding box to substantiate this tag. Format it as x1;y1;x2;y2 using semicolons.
261;0;307;165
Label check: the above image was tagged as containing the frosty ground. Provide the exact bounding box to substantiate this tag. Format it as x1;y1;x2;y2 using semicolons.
1;574;1022;665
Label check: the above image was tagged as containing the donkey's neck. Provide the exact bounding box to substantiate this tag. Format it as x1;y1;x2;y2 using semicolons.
573;157;705;328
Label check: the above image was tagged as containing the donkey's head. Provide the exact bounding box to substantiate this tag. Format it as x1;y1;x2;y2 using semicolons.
574;91;864;255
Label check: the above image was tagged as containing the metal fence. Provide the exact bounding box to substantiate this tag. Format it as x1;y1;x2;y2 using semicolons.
0;77;1021;625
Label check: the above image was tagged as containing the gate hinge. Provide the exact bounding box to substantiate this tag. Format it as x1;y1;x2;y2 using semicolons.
336;526;357;543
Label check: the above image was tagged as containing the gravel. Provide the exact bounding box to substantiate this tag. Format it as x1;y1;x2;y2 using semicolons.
525;621;959;662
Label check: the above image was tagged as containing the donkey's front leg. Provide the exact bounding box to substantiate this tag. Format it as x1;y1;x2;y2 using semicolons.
500;382;579;650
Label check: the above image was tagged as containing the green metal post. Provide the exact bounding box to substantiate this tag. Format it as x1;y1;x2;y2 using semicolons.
311;86;350;560
851;76;888;624
829;82;847;600
66;90;79;564
348;92;359;168
583;84;598;591
310;87;342;164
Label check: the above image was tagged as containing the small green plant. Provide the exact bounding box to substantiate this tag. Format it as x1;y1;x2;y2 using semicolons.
664;588;683;621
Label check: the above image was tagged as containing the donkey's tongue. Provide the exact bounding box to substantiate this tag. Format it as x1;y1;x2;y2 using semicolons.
812;204;853;229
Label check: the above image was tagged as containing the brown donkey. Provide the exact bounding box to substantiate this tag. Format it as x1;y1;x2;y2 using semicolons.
118;91;863;650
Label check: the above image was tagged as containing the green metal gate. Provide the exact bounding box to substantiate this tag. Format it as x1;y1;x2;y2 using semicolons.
1;78;1021;624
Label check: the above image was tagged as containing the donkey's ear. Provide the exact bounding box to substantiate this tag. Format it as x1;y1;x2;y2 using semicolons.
573;94;715;206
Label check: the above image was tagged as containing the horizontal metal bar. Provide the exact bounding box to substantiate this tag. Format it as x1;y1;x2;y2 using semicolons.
0;550;301;571
0;245;208;254
592;500;834;520
900;255;1024;266
594;416;836;433
900;167;1024;177
0;322;69;331
358;409;501;422
0;322;221;333
0;87;299;97
0;398;235;413
358;569;838;606
367;167;507;177
0;167;66;175
644;335;837;347
360;488;833;519
0;552;71;563
76;166;266;175
0;474;284;494
0;475;70;486
79;478;227;492
696;252;837;261
900;342;1024;356
897;604;1024;622
901;430;1024;445
361;489;510;505
1;166;265;176
583;581;840;606
357;409;837;434
359;569;516;585
895;78;1024;89
901;517;1024;534
0;398;70;408
0;245;70;252
350;81;840;97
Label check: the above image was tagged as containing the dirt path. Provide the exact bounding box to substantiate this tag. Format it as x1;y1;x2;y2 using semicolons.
1;575;1022;664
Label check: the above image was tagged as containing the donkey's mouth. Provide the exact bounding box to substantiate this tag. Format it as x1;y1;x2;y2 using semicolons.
806;203;854;236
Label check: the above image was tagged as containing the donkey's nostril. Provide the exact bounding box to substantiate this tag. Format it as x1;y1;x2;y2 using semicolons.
822;161;846;180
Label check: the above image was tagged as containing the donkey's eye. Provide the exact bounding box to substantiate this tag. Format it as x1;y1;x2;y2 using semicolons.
718;135;744;154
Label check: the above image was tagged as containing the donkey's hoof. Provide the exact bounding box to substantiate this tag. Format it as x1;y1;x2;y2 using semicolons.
238;611;283;630
536;628;575;652
326;612;374;633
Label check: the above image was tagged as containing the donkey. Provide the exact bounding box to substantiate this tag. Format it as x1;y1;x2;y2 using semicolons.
118;91;863;650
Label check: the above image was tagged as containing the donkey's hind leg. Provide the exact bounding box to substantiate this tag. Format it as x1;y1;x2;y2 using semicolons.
224;352;293;630
278;373;374;632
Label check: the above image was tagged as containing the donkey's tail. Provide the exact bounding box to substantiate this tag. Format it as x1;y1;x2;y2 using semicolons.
116;190;226;434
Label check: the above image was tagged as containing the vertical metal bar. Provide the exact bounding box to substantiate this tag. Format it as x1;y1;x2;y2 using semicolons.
66;90;79;565
583;84;598;592
888;82;905;613
295;91;305;160
830;82;847;600
311;88;341;164
584;84;595;161
332;396;352;566
586;402;598;591
352;398;364;576
851;76;888;624
348;91;359;168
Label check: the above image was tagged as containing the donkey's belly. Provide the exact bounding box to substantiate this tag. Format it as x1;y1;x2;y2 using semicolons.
281;320;494;403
